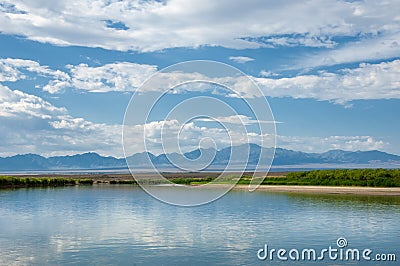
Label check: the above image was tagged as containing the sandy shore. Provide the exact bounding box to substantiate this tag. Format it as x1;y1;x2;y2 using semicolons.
233;185;400;196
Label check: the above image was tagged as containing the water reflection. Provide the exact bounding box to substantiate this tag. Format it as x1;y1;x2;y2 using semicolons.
0;185;399;265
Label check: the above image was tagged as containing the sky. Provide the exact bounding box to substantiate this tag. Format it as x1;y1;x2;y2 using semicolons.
0;0;399;158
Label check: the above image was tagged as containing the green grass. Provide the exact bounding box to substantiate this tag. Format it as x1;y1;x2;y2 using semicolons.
0;176;93;188
169;177;215;185
282;169;400;187
1;169;399;189
171;169;400;187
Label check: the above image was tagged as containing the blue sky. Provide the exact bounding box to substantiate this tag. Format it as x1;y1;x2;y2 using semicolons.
0;0;399;157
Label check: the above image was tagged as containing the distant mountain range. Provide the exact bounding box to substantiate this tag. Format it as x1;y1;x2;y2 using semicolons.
1;144;399;171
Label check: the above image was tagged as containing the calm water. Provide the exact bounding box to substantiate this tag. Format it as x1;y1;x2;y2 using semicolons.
0;185;399;265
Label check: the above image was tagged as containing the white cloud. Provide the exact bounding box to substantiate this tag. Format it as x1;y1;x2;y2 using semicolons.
81;59;400;104
122;59;400;103
0;0;398;54
62;62;157;93
3;57;399;104
0;84;122;157
295;32;400;69
259;70;279;77
256;60;400;103
0;58;69;82
0;58;158;93
123;118;274;156
0;83;394;156
0;84;66;118
43;62;157;93
228;56;254;64
123;119;394;156
0;60;21;82
60;67;261;96
277;135;388;153
262;35;336;48
1;83;260;157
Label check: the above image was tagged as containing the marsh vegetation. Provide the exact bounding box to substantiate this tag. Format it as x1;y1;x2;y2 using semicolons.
1;169;399;189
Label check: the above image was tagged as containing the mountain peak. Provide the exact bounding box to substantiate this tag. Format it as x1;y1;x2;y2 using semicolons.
1;145;399;171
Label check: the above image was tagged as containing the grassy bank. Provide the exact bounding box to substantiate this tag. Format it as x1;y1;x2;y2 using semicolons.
0;176;93;188
171;169;400;187
237;169;400;187
1;169;400;189
280;169;400;187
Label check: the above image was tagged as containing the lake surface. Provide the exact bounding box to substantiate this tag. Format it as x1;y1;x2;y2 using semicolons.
0;185;399;265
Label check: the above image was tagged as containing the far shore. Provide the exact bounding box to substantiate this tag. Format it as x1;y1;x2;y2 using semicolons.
1;170;400;196
233;185;400;196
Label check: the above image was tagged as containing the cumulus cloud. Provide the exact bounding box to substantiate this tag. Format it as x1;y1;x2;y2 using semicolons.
0;83;272;157
123;118;393;156
0;84;66;118
0;60;21;82
61;62;157;93
0;84;121;157
0;58;158;93
229;56;254;64
123;118;274;156
0;0;399;55
256;60;400;104
43;62;157;93
3;57;399;104
0;83;393;156
0;58;69;82
66;59;400;103
118;59;400;103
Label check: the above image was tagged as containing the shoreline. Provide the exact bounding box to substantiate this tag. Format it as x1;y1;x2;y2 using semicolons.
1;172;400;196
233;185;400;196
